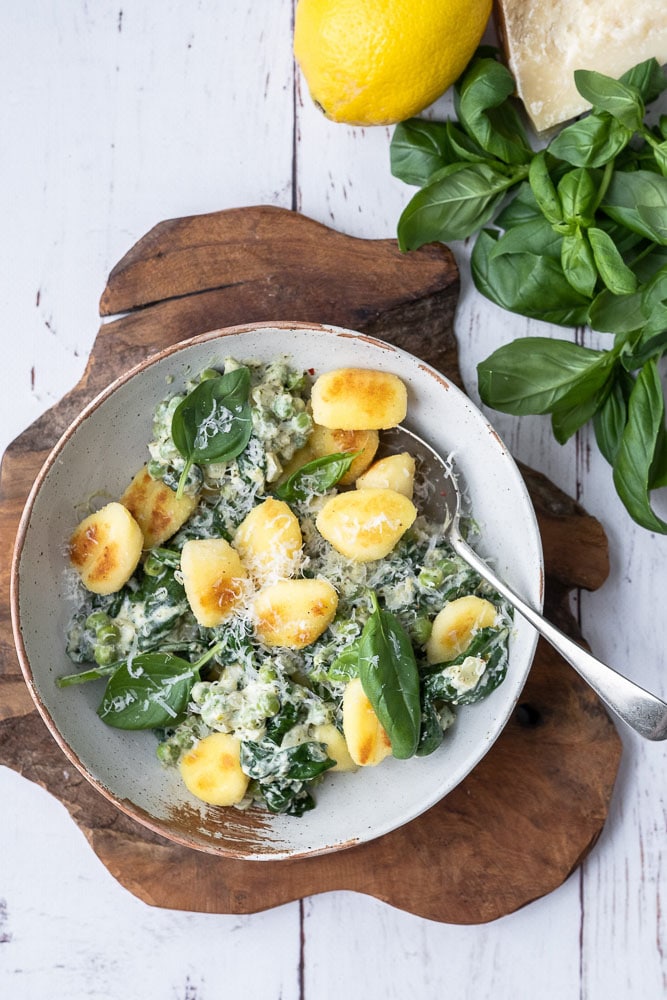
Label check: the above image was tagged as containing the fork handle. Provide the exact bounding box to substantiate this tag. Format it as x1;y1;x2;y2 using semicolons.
452;532;667;741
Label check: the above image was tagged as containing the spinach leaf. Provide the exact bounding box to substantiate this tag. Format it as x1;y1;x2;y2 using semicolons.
477;337;615;415
260;782;315;817
612;360;667;532
357;593;420;759
415;696;445;757
390;118;450;187
264;700;303;745
423;628;509;705
96;643;221;729
241;740;335;782
274;451;360;503
574;68;645;131
171;366;252;498
471;230;591;326
397;162;525;249
328;638;361;682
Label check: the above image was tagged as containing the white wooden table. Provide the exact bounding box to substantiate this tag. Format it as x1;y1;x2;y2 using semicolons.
2;5;666;998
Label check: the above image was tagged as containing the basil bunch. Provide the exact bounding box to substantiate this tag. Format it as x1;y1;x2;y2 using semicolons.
171;366;253;498
391;51;667;531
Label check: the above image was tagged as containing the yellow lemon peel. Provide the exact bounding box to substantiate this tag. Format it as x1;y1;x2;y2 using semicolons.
294;0;492;126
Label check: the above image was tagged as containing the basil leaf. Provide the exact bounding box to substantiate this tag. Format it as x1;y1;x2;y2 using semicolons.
613;360;667;532
274;451;360;503
650;424;667;490
444;120;489;163
547;112;632;168
619;59;667;103
602;171;667;244
390;118;450;187
171;366;252;497
551;378;612;444
558;168;598;226
589;288;646;334
528;152;562;225
471;230;591;326
397;162;523;249
495;181;542;228
574;69;645;131
561;230;598;298
587;227;638;295
593;371;634;465
97;652;198;730
455;57;532;165
488;217;562;262
477;337;614;415
358;594;420;759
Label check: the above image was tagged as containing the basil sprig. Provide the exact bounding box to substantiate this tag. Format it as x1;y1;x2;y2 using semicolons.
171;366;252;498
94;642;223;730
357;593;421;759
391;50;667;532
274;451;361;503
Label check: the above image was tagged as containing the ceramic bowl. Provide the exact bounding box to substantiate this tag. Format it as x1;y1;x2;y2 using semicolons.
11;322;543;860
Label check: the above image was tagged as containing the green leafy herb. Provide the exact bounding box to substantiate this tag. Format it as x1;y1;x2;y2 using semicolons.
274;451;360;503
95;643;222;730
390;50;667;532
357;592;420;759
423;628;509;705
171;366;252;498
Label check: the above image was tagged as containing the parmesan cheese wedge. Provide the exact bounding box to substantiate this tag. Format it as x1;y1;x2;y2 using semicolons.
496;0;667;132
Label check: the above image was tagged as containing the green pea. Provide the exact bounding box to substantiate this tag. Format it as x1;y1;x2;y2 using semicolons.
410;616;433;645
97;623;120;645
85;610;110;631
272;393;294;419
258;692;281;717
294;411;312;433
143;553;163;577
418;568;444;589
93;644;117;667
156;741;180;766
259;664;278;682
147;459;167;480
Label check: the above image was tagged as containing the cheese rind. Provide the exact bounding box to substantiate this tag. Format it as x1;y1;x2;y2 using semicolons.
495;0;667;131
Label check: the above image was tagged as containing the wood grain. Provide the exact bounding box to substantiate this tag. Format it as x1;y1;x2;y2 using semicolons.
0;206;622;922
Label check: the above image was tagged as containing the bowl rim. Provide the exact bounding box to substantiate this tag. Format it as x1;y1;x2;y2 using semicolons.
10;320;544;859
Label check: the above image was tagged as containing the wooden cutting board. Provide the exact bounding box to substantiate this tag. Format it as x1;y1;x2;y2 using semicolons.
0;205;621;923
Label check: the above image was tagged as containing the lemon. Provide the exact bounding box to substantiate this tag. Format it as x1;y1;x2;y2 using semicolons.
293;0;492;126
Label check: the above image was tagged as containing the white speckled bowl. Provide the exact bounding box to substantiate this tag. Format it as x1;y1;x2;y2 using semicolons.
11;322;543;860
